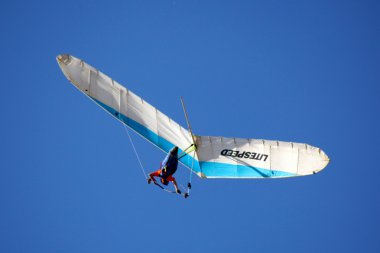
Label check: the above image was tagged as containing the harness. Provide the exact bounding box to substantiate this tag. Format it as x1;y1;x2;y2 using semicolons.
159;150;178;180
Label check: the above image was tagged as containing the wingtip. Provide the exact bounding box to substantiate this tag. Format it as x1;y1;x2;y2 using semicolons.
56;54;71;64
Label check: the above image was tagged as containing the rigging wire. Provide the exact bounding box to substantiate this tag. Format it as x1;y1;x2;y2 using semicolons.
122;123;194;196
123;124;148;179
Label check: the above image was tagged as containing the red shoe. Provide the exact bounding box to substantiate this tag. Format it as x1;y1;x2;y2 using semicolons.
147;178;152;184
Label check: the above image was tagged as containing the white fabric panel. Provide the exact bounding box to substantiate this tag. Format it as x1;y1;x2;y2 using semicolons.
89;70;120;110
156;111;193;152
126;90;158;135
60;59;91;92
57;54;194;159
248;139;271;170
297;145;327;175
196;135;329;176
270;143;298;174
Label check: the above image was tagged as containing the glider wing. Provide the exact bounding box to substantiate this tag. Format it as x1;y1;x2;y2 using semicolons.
57;54;329;179
57;54;200;172
195;135;329;178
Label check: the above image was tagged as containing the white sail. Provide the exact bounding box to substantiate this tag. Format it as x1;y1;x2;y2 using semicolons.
57;54;329;179
194;136;329;178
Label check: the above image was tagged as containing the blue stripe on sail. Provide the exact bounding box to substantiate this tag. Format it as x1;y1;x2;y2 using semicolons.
91;97;296;178
200;161;295;178
91;98;201;173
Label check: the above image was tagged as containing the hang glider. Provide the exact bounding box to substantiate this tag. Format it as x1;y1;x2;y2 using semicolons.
57;54;330;179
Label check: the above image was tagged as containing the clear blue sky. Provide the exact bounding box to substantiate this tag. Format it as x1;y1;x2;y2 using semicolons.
1;1;379;252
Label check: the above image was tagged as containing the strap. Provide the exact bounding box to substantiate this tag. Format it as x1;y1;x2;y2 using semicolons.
178;144;197;160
